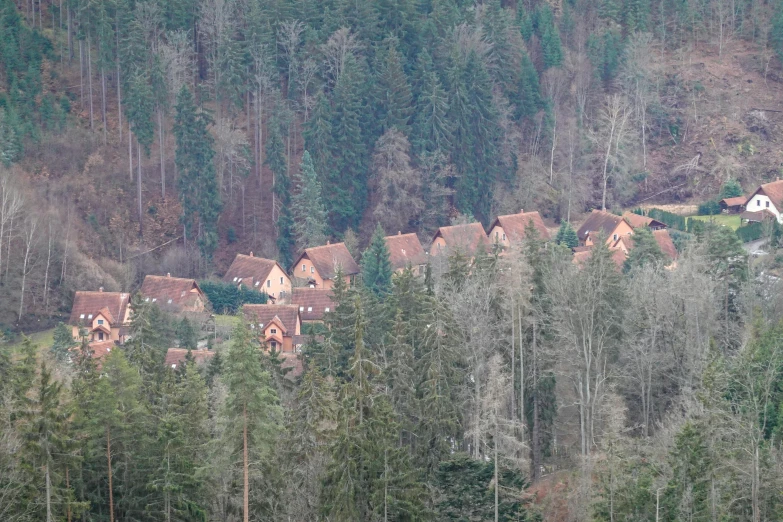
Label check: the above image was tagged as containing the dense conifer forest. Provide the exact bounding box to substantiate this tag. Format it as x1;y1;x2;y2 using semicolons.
3;0;783;520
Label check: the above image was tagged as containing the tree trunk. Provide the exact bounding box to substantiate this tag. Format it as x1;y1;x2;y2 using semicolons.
66;467;71;522
116;24;122;142
79;40;83;109
158;109;165;198
46;464;52;522
129;128;133;182
18;219;35;321
494;427;499;522
138;141;143;236
107;427;115;522
243;405;249;522
43;220;52;311
511;300;516;420
87;34;94;131
101;68;107;145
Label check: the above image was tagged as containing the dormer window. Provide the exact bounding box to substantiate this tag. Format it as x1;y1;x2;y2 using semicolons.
259;323;264;328
308;306;313;312
88;314;93;319
271;328;277;334
299;306;304;312
402;248;406;255
80;314;85;319
325;307;330;312
97;319;104;325
255;281;260;286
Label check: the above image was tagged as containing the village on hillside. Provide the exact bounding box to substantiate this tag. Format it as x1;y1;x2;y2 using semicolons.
66;178;781;376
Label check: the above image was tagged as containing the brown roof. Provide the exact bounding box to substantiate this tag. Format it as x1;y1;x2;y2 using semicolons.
140;275;204;311
576;210;623;241
621;212;667;230
740;209;777;222
279;352;304;379
720;196;747;207
223;254;284;289
70;341;117;369
653;230;678;260
242;304;300;337
293;243;360;280
384;233;428;270
489;211;551;242
573;246;626;269
69;291;130;326
747;180;783;210
165;348;216;369
431;223;490;255
291;288;334;322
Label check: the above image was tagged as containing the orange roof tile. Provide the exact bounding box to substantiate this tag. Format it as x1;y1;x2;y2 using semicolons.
384;233;428;271
489;211;551;242
69;291;130;326
165;348;216;370
576;210;624;242
242;304;300;337
140;275;204;312
291;288;334;322
292;243;360;280
430;223;490;256
223;254;285;289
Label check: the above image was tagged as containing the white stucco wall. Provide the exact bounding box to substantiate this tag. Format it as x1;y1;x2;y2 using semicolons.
746;194;783;223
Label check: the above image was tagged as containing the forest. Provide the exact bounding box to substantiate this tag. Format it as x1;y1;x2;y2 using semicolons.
2;0;783;519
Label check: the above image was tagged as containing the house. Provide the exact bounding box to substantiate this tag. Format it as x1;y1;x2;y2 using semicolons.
140;274;207;313
69;340;116;369
744;180;783;223
69;289;131;343
384;232;428;273
620;212;667;231
720;197;746;214
572;248;627;270
740;209;777;223
430;223;490;257
487;210;551;249
291;288;334;323
610;229;679;263
223;252;291;301
292;242;360;289
242;304;302;353
576;210;634;246
165;348;216;371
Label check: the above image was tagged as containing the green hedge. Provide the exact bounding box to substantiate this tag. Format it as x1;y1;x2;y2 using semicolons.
736;222;764;243
648;208;687;231
199;281;268;314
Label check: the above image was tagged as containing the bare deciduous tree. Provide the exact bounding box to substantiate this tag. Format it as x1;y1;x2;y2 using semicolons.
371;129;423;234
321;28;360;87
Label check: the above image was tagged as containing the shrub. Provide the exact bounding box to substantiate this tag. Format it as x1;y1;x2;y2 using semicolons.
648;208;686;231
697;200;721;216
199;280;268;314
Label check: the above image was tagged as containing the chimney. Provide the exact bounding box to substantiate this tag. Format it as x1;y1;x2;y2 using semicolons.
398;231;402;235
167;273;171;277
99;287;104;292
249;251;254;257
520;208;524;214
326;240;330;245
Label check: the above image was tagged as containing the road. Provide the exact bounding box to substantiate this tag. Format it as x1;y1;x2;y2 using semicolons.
743;238;769;256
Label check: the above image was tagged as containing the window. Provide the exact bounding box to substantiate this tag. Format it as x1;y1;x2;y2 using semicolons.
280;277;284;284
255;281;260;287
152;298;157;302
267;280;271;288
271;328;277;334
167;299;173;304
311;266;315;274
299;306;304;312
80;314;85;319
767;201;770;208
502;233;506;241
233;277;238;282
271;341;277;349
88;314;93;319
308;306;313;312
98;332;104;341
98;319;104;325
495;231;499;239
325;307;330;312
758;200;762;207
613;234;618;241
302;264;306;272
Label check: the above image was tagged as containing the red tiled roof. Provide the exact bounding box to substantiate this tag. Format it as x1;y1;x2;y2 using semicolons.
384;233;428;271
741;209;777;222
291;288;334;322
140;275;204;312
242;304;300;337
69;291;130;326
747;180;783;210
572;246;626;269
165;348;216;369
621;212;667;230
293;243;360;280
653;230;678;260
223;254;285;289
489;211;551;242
720;196;746;207
70;341;117;369
576;210;623;241
430;223;490;255
279;352;304;379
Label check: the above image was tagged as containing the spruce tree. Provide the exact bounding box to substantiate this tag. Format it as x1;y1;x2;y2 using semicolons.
266;117;295;267
516;50;541;120
361;223;393;297
412;70;452;155
623;228;666;272
555;222;579;248
291;150;328;251
773;2;783;64
374;41;413;134
174;86;223;262
50;322;76;363
224;321;282;522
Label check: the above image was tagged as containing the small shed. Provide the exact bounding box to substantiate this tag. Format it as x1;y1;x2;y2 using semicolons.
719;196;746;214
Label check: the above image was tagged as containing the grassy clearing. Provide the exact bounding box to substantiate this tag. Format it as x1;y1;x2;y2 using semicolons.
214;314;240;328
4;327;56;354
689;214;742;230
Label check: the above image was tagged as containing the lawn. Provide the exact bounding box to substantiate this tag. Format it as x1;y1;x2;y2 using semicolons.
4;327;56;354
689;214;742;230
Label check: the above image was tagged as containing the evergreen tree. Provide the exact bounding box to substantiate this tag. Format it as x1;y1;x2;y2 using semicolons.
773;2;783;64
518;6;533;41
266;117;295;267
624;228;666;272
412;70;452;154
174;86;223;262
124;294;169;384
176;316;198;350
720;178;743;199
516;50;542;120
555;221;579;248
361;223;393;297
374;41;413;134
50;322;76;363
291;150;328;251
125;69;155;154
623;0;651;33
224;321;283;522
663;422;713;521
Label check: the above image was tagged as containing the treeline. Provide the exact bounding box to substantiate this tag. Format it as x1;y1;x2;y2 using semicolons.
5;220;783;520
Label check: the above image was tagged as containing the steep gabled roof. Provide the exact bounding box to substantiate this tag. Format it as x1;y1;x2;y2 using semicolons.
576;210;623;241
291;288;334;322
720;196;747;208
293;243;360;280
242;304;300;337
165;348;216;370
140;274;204;311
746;180;783;210
431;223;490;255
384;233;428;270
489;211;551;242
223;254;284;289
69;291;130;326
621;212;667;230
